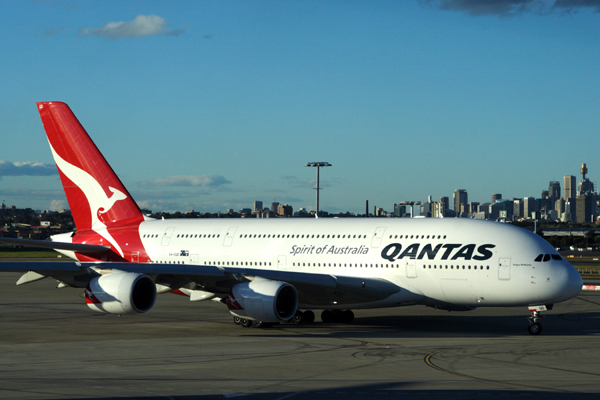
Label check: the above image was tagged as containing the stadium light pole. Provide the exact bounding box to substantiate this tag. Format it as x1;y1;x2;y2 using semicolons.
305;162;332;217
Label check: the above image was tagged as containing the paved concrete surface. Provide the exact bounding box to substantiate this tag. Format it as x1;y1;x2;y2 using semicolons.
1;272;599;400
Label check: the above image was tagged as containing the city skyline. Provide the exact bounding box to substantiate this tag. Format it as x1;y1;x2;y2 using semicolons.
1;1;599;214
2;161;596;221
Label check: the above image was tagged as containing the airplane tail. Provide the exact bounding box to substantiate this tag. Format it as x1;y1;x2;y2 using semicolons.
37;102;145;231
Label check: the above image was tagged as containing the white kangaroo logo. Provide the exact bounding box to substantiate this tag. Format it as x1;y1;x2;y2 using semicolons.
49;143;127;257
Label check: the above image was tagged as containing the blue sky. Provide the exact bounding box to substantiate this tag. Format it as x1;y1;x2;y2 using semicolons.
1;0;599;214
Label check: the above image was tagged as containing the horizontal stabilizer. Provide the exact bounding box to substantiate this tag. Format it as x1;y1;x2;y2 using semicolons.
0;237;110;253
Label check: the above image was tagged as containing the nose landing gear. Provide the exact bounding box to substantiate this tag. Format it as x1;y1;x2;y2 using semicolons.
527;304;552;335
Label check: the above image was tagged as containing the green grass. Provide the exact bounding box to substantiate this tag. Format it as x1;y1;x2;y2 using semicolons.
0;249;66;261
566;257;600;269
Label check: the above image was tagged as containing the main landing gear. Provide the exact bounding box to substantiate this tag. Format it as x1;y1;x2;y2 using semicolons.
231;309;356;328
321;309;354;324
289;309;355;324
527;304;552;335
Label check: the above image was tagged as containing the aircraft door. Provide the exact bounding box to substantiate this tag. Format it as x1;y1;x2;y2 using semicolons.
131;251;139;263
499;258;511;280
277;255;287;271
190;254;199;265
161;227;176;246
223;227;238;247
406;259;417;278
371;227;387;248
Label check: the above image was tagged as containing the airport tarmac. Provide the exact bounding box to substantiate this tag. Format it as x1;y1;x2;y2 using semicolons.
1;272;600;400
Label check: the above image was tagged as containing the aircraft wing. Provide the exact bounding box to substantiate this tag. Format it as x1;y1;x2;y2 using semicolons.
0;237;110;253
0;261;401;305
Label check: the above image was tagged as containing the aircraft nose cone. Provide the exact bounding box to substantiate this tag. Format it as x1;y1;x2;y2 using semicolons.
565;263;583;299
552;262;583;303
540;261;583;304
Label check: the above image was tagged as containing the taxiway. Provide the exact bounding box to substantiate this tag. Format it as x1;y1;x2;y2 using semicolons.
1;272;599;399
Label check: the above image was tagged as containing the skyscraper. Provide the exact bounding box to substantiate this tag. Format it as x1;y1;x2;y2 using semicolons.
548;181;560;200
271;202;279;213
576;193;596;223
491;193;502;204
453;189;468;217
563;175;577;221
563;175;576;201
523;197;537;219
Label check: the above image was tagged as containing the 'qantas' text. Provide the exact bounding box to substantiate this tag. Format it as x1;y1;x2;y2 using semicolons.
381;243;495;262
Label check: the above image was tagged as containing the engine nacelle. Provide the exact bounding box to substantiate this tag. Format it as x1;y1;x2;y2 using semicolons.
85;271;157;315
227;279;298;323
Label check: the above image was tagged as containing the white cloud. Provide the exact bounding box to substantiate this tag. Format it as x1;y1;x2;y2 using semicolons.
0;160;57;178
137;175;231;188
49;199;68;211
78;15;184;39
421;0;600;16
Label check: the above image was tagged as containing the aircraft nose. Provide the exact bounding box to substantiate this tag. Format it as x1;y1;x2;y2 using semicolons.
554;262;583;302
565;263;583;298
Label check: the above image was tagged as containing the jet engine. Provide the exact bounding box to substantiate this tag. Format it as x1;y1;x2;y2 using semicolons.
85;271;157;315
226;279;298;323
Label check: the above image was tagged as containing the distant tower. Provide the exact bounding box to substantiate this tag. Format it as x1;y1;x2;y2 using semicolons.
523;197;537;219
271;202;279;213
453;189;468;217
491;193;502;204
564;175;576;201
253;201;263;212
578;163;594;195
548;181;560;200
438;197;449;217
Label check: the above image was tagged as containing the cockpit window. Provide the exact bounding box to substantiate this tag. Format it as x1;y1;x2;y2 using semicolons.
535;253;563;262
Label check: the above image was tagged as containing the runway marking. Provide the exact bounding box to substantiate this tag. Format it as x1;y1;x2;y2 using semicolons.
575;295;600;306
424;348;580;394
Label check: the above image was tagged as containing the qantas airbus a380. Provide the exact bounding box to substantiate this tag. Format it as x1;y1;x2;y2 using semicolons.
0;102;583;335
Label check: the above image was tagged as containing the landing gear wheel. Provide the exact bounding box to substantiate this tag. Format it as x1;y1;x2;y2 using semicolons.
303;310;315;324
331;309;343;323
342;310;355;324
252;320;264;328
233;316;241;325
527;305;548;335
321;309;333;323
292;310;304;324
240;318;252;328
528;322;542;335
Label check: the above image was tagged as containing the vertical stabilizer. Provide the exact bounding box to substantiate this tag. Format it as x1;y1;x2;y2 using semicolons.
37;102;144;231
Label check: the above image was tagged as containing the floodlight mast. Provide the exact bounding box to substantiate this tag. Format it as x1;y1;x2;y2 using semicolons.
305;162;332;217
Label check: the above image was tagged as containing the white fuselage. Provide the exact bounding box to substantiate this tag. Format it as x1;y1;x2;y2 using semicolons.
116;217;582;310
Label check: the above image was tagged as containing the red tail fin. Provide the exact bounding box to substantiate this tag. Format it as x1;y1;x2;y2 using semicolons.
37;102;144;230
